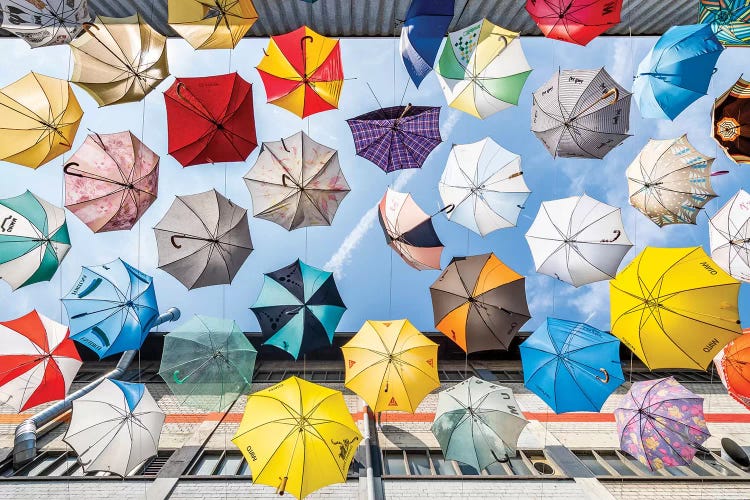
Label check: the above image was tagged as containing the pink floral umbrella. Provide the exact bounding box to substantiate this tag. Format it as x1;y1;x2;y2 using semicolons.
64;131;159;233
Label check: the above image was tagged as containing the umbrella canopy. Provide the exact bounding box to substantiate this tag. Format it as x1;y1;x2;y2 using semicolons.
232;377;361;499
0;190;70;290
439;138;530;236
714;330;750;409
700;0;750;46
525;194;632;287
430;253;530;353
63;379;164;476
431;377;528;471
164;72;257;167
713;76;750;164
531;68;632;159
243;131;350;230
64;131;159;233
709;189;750;282
400;0;454;87
434;19;532;119
63;258;159;359
0;72;83;169
159;315;256;411
626;135;717;227
633;24;723;120
342;319;439;413
610;246;742;370
250;259;345;360
257;25;343;118
0;310;80;412
520;318;624;413
154;189;253;289
0;0;89;48
346;104;441;173
168;0;258;50
378;188;444;270
526;0;622;46
615;377;710;470
70;14;169;107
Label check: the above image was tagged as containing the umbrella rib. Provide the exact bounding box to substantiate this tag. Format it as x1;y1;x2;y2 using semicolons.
645;417;693;466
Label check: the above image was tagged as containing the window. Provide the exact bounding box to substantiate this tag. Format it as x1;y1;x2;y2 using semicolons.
574;450;745;478
381;449;559;477
185;450;358;478
0;450;173;478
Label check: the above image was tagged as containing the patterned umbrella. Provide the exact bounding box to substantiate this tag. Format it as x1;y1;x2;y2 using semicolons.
0;0;89;48
714;330;750;409
400;0;455;87
526;0;622;46
709;189;750;282
168;0;258;50
700;0;750;46
713;76;750;164
615;377;710;470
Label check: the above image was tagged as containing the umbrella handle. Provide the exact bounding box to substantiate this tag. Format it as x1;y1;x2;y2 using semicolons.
81;22;99;35
711;170;730;176
599;230;621;243
300;35;313;51
595;368;610;384
398;103;413;120
280;137;290;152
602;87;619;106
436;204;455;216
63;162;85;178
277;476;288;495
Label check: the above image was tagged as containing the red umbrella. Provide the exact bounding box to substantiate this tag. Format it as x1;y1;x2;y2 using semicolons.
526;0;622;46
163;72;258;167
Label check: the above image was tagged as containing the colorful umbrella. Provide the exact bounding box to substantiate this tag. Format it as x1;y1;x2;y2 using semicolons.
346;104;442;173
400;0;455;87
626;135;717;227
62;258;159;359
257;25;343;118
520;318;624;413
0;72;83;169
0;190;70;290
168;0;258;50
232;377;361;499
0;0;89;48
714;330;750;409
525;194;633;287
378;188;444;270
64;131;159;233
713;76;750;164
615;377;710;470
435;19;532;119
250;259;345;360
526;0;622;46
700;0;750;46
430;253;530;353
164;72;257;167
531;68;632;159
0;310;81;412
243;131;350;230
342;319;439;413
709;189;750;282
633;24;723;120
154;189;253;289
439;138;530;236
610;246;741;370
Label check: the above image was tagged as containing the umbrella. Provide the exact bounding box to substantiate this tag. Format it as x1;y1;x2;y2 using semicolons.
243;131;350;230
0;0;90;48
525;194;633;287
431;377;528;471
0;310;81;412
70;14;169;107
257;25;343;118
434;19;532;119
709;189;750;282
713;76;750;164
378;188;444;270
520;318;624;413
610;246;742;370
0;72;83;169
232;377;362;499
714;330;750;409
346;104;442;173
439;138;530;236
430;253;531;353
0;190;70;290
250;259;345;359
531;68;632;159
164;72;257;167
62;258;159;359
63;379;165;476
154;189;253;290
700;0;750;46
626;135;717;227
168;0;258;50
342;319;439;413
400;0;455;87
633;24;723;120
615;377;710;470
64;131;159;233
526;0;622;46
158;315;256;411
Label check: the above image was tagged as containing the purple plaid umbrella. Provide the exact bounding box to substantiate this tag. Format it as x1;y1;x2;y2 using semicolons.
615;377;710;471
346;104;442;173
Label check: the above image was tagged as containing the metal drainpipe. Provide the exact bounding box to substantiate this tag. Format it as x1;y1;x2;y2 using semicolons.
362;399;375;500
12;307;181;469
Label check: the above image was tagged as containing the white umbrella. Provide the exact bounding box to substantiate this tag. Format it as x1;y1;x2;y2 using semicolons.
710;189;750;282
0;0;89;48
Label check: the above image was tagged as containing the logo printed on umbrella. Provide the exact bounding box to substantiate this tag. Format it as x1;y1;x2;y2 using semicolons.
331;437;357;461
602;1;616;15
246;445;257;461
0;216;16;233
348;360;356;368
426;359;434;367
700;262;719;275
703;338;720;352
388;397;398;407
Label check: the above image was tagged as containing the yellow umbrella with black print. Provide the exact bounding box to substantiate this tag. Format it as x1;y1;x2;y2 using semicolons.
168;0;258;50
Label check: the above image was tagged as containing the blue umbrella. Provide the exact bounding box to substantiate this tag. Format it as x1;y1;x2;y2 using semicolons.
634;24;724;120
400;0;454;87
63;258;159;359
520;318;624;413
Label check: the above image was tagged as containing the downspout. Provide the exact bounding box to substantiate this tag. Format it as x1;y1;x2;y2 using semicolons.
12;307;181;469
362;399;375;500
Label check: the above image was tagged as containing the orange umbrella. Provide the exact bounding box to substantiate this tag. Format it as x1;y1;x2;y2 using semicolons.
715;329;750;409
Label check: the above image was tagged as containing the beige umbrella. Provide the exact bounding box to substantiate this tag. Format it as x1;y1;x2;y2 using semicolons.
168;0;258;50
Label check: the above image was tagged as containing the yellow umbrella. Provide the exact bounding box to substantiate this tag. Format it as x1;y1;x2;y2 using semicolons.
70;14;169;107
232;376;361;499
610;246;742;370
168;0;258;50
342;319;439;413
0;72;83;169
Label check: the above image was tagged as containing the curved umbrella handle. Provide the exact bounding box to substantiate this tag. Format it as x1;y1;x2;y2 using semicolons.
63;162;84;178
491;450;509;463
300;35;314;51
595;368;610;384
81;22;99;35
602;87;619;106
600;230;621;243
437;204;455;215
170;235;183;249
281;137;289;152
711;170;730;176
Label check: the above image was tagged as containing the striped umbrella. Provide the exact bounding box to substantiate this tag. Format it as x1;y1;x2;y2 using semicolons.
709;189;750;282
0;0;90;48
713;76;750;164
700;0;750;46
